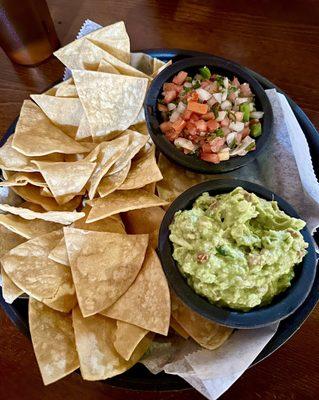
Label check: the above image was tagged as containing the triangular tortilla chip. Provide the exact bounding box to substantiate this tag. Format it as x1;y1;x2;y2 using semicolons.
30;95;83;138
75;114;91;141
170;316;189;339
0;204;85;225
0;171;47;188
101;247;170;335
171;295;233;350
113;321;148;361
152;60;172;77
55;82;78;98
152;57;166;74
54;21;130;65
72;307;150;380
34;160;95;201
130;52;154;75
29;299;79;385
0;213;62;239
73;70;148;139
1;231;76;312
12;100;88;156
119;146;163;190
98;161;131;198
64;228;148;317
1;265;23;303
97;59;120;74
43;78;74;96
87;189;168;223
86;135;129;200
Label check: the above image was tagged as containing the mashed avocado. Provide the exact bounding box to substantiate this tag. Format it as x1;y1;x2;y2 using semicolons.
169;187;308;311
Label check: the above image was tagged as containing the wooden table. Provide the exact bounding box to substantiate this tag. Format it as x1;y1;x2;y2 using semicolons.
0;1;318;399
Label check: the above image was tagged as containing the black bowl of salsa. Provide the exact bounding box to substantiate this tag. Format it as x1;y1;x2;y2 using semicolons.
158;179;317;329
145;55;273;174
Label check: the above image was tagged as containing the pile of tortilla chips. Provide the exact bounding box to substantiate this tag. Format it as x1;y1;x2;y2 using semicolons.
0;21;232;386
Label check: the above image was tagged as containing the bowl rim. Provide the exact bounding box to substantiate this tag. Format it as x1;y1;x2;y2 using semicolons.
145;55;274;174
158;179;317;329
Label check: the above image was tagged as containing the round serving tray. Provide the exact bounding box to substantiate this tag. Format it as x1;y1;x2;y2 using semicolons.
0;49;318;392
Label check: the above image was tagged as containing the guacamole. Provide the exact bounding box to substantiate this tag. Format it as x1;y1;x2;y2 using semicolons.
169;187;308;311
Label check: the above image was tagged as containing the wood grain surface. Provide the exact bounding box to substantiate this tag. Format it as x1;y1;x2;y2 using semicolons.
0;1;318;399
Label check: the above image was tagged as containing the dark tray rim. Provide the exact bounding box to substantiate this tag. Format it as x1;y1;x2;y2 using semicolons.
1;48;318;393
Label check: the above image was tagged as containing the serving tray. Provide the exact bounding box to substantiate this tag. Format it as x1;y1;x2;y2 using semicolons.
0;49;318;392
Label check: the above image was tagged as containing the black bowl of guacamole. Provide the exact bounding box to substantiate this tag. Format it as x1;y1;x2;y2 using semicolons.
158;179;317;329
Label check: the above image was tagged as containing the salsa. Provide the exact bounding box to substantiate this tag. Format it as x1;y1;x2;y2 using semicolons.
158;67;264;164
169;188;308;311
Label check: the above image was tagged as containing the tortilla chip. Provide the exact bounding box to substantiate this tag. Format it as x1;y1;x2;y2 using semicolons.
30;95;83;138
131;107;145;125
0;171;47;188
113;321;148;361
152;60;172;77
1;265;23;303
97;59;120;74
108;130;148;175
54;21;130;66
119;146;162;190
72;307;150;381
171;295;233;350
12;101;88;156
0;137;64;172
152;57;166;74
101;247;170;335
0;213;62;239
20;201;45;212
1;231;76;311
55;83;78;98
87;189;168;223
130;52;154;75
143;182;156;194
64;228;148;316
170;317;189;339
11;185;82;211
75;114;91;141
34;160;95;202
72;70;148;139
40;187;84;204
131;121;149;135
43;78;74;96
29;299;79;385
98;162;131;198
86;135;129;200
156;154;210;203
0;204;85;225
0;224;26;257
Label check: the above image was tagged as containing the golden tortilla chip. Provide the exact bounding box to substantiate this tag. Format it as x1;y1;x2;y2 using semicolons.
34;160;95;202
87;189;168;223
101;247;170;335
130;52;154;75
72;307;150;381
0;171;47;188
11;185;82;211
152;57;166;74
0;213;62;239
30;95;83;138
119;146;162;190
131;107;145;125
97;59;120;74
73;70;148;139
64;227;148;317
43;78;74;96
0;204;85;225
75;114;91;141
54;21;130;66
39;187;84;204
12;101;88;156
29;298;79;385
156;154;210;204
1;265;23;303
113;321;148;361
86;135;129;200
98;162;131;198
20;201;45;212
1;231;76;311
152;59;172;77
171;295;233;350
130;121;149;135
170;317;189;339
143;182;156;194
55;83;78;98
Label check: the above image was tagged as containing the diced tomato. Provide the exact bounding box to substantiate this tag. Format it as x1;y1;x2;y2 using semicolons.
241;127;250;138
174;85;183;93
185;121;197;135
220;118;230;127
195;119;207;131
232;77;240;87
239;83;252;97
201;143;212;153
228;92;237;102
172;117;187;133
159;121;173;133
187;101;208;115
157;103;168;112
163;83;177;91
173;71;188;85
200;152;220;164
190;113;200;122
209;137;225;153
165;129;180;141
186;91;199;102
163;90;177;104
182;110;193;120
206;119;219;131
202;112;215;121
201;81;210;89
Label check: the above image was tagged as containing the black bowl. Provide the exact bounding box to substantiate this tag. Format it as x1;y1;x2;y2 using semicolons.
158;179;317;329
145;55;273;174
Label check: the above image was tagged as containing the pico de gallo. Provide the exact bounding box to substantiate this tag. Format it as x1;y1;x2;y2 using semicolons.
158;67;264;164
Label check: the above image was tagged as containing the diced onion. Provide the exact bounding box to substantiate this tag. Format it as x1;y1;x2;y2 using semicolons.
226;132;237;147
223;77;229;89
229;121;245;132
221;91;228;101
169;110;181;123
221;100;232;110
213;93;223;103
235;97;249;105
177;101;186;113
174;138;197;151
216;111;227;121
167;103;176;111
250;111;264;119
248;102;254;111
196;88;212;101
184;82;192;88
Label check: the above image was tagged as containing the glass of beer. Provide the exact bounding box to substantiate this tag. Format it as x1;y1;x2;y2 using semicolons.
0;0;60;66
